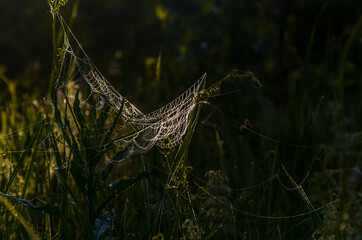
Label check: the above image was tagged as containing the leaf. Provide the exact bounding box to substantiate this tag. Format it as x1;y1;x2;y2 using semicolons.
68;127;87;193
170;103;202;181
94;211;112;240
52;94;72;146
96;167;157;217
52;88;65;131
100;146;130;180
88;106;110;167
48;131;63;168
102;98;124;146
111;147;129;162
54;104;65;131
0;192;60;217
95;106;110;141
73;89;86;129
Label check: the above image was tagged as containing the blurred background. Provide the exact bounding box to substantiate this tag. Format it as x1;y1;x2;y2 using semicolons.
1;0;360;104
0;0;361;238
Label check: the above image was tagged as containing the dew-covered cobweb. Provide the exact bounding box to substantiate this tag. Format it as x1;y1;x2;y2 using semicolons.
53;14;206;161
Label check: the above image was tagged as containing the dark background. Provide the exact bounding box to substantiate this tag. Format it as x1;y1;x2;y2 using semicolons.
1;0;360;105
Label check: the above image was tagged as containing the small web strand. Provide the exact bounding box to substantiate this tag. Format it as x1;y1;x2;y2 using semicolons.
195;181;335;219
205;102;362;149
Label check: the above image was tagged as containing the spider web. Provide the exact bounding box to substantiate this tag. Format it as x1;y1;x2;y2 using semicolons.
54;14;206;160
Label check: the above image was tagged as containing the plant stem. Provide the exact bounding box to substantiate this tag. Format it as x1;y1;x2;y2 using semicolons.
49;11;58;93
